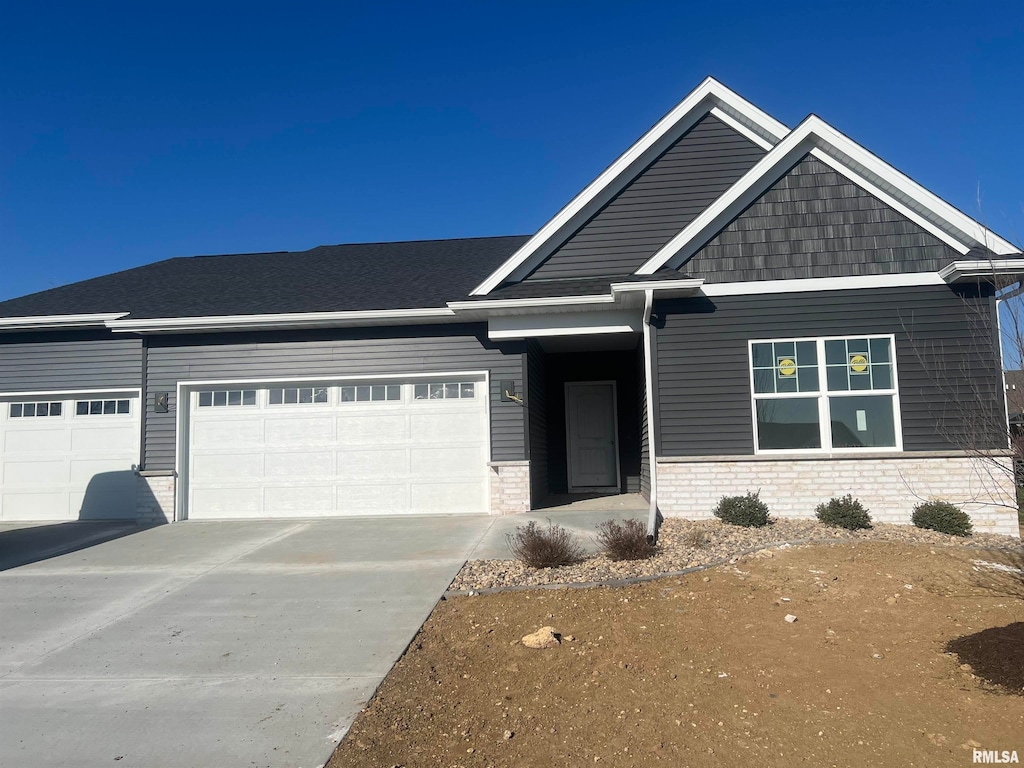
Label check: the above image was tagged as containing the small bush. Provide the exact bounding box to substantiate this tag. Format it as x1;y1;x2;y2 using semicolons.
595;518;655;561
506;520;586;568
815;494;872;530
713;492;770;528
682;528;711;549
912;500;973;537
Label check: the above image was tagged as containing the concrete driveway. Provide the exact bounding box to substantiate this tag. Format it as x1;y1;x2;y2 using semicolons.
0;516;496;768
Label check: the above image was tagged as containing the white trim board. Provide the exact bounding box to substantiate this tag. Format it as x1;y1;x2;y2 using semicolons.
0;387;142;399
701;272;946;296
637;115;1020;275
488;309;643;340
469;78;789;296
107;307;457;333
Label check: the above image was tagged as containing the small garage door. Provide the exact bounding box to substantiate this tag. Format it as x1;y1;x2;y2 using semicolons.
186;377;488;519
0;393;141;521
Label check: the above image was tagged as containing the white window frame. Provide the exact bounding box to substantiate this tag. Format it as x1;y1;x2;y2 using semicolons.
194;389;259;408
74;398;133;417
412;381;478;402
266;386;332;407
338;383;404;405
748;334;903;455
7;401;64;418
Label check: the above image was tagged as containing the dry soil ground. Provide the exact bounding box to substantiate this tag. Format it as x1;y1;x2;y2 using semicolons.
329;541;1023;768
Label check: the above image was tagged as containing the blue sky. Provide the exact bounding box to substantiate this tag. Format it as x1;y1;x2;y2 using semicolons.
1;0;1022;303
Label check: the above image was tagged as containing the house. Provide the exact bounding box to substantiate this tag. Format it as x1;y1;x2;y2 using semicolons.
1;78;1021;537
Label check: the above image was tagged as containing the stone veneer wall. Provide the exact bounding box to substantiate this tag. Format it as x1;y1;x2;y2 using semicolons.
656;453;1019;537
136;472;176;524
489;460;531;515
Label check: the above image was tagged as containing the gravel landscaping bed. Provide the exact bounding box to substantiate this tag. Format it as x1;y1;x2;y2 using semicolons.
451;517;1022;592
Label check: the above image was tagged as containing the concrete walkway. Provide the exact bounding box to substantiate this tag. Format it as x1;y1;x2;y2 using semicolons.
0;517;495;768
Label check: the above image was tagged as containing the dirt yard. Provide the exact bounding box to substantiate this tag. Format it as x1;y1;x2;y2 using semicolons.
329;541;1023;768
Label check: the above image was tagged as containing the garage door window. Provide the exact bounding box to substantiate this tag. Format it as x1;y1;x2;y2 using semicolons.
268;387;329;405
413;382;475;400
9;401;63;418
75;399;130;416
339;384;401;403
197;390;257;408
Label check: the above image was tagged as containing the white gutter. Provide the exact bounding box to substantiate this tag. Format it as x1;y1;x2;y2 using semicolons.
642;289;661;542
610;278;704;296
105;307;457;333
0;312;129;331
939;259;1024;283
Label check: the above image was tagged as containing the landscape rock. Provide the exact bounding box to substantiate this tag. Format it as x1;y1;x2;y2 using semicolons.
521;627;561;649
450;517;1020;593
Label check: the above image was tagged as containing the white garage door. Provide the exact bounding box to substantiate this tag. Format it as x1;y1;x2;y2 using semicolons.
0;393;140;521
186;377;488;519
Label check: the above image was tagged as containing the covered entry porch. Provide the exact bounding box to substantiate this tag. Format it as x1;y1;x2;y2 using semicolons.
525;333;650;509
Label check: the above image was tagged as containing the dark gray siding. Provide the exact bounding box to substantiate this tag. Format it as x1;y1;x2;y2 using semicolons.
684;155;962;282
524;114;766;281
143;325;525;471
0;332;143;392
638;341;651;500
655;285;1004;456
526;340;548;505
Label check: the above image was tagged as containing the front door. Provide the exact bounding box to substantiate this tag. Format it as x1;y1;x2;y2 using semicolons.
565;381;619;491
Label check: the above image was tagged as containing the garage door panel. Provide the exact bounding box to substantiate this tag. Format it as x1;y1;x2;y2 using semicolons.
410;446;483;476
192;453;263;481
336;484;408;515
4;429;69;453
334;449;408;479
410;412;482;439
73;471;137;519
71;426;136;452
192;419;262;448
264;416;334;445
192;487;261;516
264;485;334;514
2;492;70;521
4;459;68;487
336;413;408;443
412;482;485;514
264;451;334;478
69;458;132;483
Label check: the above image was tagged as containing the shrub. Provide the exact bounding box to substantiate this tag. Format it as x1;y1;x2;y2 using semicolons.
506;520;586;568
713;492;770;528
595;518;655;561
682;527;711;549
815;494;872;530
912;500;973;537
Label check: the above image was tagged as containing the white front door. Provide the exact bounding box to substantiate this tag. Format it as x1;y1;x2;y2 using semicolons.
565;381;619;491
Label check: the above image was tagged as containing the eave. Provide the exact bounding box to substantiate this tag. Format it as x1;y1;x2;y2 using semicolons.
0;312;129;332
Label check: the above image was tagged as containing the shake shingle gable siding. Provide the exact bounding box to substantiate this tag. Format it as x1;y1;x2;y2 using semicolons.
683;155;963;282
523;113;766;281
0;236;530;320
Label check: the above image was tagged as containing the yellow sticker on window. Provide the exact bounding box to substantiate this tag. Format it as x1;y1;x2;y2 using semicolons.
777;358;797;377
849;353;869;374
